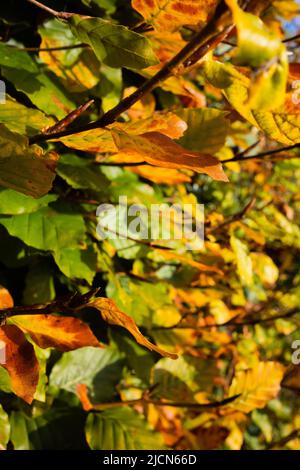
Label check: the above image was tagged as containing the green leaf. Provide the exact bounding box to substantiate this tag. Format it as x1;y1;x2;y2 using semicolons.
54;245;98;284
85;407;164;450
23;260;55;305
0;368;11;394
0;404;10;449
177;108;229;154
57;154;109;191
0;44;74;119
50;347;124;403
153;355;219;402
0;125;58;198
9;410;87;450
0;95;55;135
0;204;86;252
0;189;57;215
68;15;158;69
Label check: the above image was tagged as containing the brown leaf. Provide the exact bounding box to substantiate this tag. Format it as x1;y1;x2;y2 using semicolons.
0;325;39;404
88;298;178;359
112;130;228;181
9;314;102;351
281;365;300;392
195;425;230;450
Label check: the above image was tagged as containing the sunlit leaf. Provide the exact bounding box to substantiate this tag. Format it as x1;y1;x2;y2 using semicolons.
9;314;101;351
88;297;178;359
227;362;285;413
0;325;39;404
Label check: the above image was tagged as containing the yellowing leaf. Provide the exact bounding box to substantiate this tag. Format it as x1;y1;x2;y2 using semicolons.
228;362;285;413
132;0;219;32
88;297;178;359
9;315;102;351
60;112;187;153
0;325;39;404
230;235;253;287
112;130;228;181
0;125;58;198
203;60;300;144
39;19;100;93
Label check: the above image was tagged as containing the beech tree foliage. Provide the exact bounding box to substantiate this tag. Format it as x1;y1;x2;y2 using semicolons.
0;0;299;450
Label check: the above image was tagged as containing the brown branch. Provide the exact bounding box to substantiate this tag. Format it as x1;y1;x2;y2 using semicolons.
223;143;300;163
26;0;72;19
29;1;232;145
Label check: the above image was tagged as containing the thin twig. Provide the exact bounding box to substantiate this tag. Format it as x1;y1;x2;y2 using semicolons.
26;0;72;19
4;43;88;53
223;143;300;163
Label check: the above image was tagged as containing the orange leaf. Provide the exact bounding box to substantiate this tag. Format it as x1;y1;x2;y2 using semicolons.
9;314;102;351
128;165;191;184
88;298;177;359
0;286;14;309
0;325;39;404
112;130;228;181
132;0;219;32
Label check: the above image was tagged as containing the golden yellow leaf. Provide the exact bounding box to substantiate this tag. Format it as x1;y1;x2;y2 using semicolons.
0;325;39;404
132;0;219;32
227;362;285;413
112;130;228;181
9;314;102;351
60;112;187;153
88;297;178;359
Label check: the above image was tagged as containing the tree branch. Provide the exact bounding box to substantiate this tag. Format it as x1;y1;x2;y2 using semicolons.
29;1;232;145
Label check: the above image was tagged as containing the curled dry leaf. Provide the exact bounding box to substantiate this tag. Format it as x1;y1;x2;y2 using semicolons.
88;297;178;359
9;314;102;351
0;325;39;404
112;130;229;181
